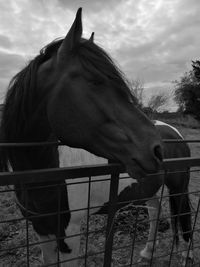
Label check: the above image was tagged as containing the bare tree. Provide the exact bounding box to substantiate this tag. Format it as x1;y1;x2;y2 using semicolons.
130;79;169;113
147;92;168;112
130;79;144;107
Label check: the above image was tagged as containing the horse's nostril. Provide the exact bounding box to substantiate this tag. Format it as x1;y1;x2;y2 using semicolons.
154;145;163;162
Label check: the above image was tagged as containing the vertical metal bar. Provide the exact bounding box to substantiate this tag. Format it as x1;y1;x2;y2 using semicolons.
85;176;91;266
25;186;30;267
129;207;139;267
168;205;177;265
184;195;200;266
57;184;61;266
168;169;189;266
103;172;119;267
149;176;165;267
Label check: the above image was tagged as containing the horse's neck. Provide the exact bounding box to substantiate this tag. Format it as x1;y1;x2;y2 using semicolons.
10;97;59;170
9;133;59;171
23;100;52;142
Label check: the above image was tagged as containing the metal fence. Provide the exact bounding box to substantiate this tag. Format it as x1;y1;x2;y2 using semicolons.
0;141;200;266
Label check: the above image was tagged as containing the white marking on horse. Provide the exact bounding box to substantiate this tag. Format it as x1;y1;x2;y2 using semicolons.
7;160;13;172
154;120;183;139
140;196;160;259
181;242;194;265
39;235;58;266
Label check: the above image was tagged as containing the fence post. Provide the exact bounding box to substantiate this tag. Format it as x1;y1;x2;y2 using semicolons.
103;171;119;267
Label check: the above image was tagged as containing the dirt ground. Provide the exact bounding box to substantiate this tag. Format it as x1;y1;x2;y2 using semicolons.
0;125;200;266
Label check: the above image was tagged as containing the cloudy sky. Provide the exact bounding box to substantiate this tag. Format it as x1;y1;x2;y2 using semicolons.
0;0;200;110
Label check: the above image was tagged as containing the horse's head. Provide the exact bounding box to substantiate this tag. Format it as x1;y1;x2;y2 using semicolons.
38;8;163;180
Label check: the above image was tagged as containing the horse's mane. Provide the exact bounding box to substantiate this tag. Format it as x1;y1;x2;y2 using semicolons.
0;39;62;170
0;39;62;143
77;41;135;102
1;37;136;144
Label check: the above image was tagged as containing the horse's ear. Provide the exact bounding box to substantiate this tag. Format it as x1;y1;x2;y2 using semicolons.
89;32;94;42
58;8;82;59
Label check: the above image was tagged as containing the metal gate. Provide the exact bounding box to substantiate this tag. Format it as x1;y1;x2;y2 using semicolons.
0;140;200;266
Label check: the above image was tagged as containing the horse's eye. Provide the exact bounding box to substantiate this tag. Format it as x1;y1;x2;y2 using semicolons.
69;70;81;79
90;79;105;86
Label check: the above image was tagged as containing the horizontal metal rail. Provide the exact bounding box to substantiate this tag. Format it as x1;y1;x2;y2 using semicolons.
0;141;61;147
163;139;200;143
163;156;200;169
0;139;200;148
0;157;200;186
0;163;125;185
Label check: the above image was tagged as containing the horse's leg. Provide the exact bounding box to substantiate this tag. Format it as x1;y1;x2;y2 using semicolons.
39;234;58;266
39;224;81;267
60;224;80;267
59;210;84;267
167;171;193;265
140;196;160;260
38;215;82;267
181;240;193;266
177;192;193;265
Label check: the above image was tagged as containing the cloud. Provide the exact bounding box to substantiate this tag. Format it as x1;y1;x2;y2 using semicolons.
0;0;200;111
0;51;24;76
57;0;124;12
108;0;200;94
0;50;25;100
0;35;12;49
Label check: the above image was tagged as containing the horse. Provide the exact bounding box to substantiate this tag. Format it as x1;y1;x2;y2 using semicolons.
95;120;193;264
0;8;163;267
